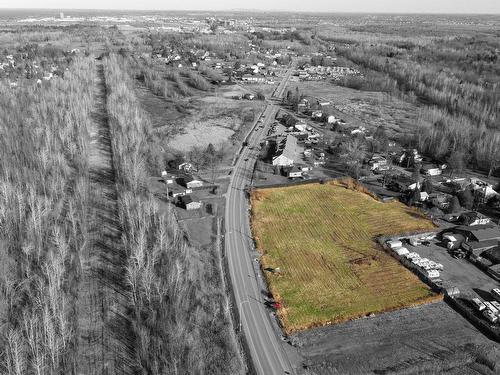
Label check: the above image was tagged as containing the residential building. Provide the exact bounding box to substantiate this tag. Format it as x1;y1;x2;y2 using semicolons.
178;195;202;210
177;176;204;189
287;166;303;178
458;212;491;226
272;135;297;167
421;164;443;176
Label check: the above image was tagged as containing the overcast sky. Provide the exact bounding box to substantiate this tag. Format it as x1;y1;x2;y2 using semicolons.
4;0;500;14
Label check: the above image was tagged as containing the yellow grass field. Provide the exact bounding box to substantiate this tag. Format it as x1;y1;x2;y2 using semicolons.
250;179;440;333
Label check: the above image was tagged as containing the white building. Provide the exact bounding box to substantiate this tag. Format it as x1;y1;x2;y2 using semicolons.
272;135;297;167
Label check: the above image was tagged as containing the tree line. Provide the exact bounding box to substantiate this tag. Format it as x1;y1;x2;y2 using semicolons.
0;56;95;374
104;54;244;374
332;39;500;175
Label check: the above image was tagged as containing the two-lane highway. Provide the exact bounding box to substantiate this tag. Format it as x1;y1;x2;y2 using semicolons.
225;67;297;375
225;105;294;375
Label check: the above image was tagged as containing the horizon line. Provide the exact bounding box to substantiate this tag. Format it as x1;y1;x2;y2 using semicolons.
1;7;500;16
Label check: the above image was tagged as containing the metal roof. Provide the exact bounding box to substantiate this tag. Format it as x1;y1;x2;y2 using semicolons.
454;225;500;242
274;135;297;161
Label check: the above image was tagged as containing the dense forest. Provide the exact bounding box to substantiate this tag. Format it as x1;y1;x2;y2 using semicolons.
104;54;243;374
0;56;94;373
0;24;243;372
319;28;500;174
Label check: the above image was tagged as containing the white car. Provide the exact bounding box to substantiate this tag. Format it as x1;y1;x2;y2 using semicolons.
472;298;486;311
406;252;420;260
483;309;498;323
484;302;498;315
426;270;440;279
490;301;500;313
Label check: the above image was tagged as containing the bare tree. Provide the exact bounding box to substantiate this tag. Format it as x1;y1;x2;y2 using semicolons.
340;138;367;178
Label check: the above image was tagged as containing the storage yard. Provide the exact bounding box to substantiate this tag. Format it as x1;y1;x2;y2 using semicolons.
383;224;500;330
250;179;440;333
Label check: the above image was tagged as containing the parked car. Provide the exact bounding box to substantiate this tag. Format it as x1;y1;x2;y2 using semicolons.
484;301;499;315
490;301;500;314
483;309;498;323
472;298;486;311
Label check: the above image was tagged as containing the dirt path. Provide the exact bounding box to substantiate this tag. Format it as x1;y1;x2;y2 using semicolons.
76;59;135;375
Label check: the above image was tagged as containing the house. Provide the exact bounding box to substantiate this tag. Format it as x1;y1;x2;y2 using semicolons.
161;171;175;184
178;195;202;210
443;225;500;254
287;166;303;178
421;164;443;176
177;176;204;189
241;74;266;83
458;212;491;226
178;162;195;172
311;110;323;120
387;175;421;192
368;154;387;170
446;225;500;243
272;135;297;167
468;178;499;201
429;192;451;210
169;185;193;198
398;149;423;167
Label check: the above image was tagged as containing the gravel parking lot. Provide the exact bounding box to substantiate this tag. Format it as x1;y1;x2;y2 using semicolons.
403;239;499;298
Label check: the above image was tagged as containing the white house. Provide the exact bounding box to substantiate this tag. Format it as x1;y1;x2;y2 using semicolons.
178;162;195;172
421;164;442;176
179;195;202;210
186;179;203;189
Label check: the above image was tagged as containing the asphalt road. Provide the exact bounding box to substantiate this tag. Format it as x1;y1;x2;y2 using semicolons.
225;70;296;374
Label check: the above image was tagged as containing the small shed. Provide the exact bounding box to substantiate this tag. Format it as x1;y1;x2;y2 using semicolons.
394;247;410;256
287;166;303;178
444;287;460;297
386;240;403;249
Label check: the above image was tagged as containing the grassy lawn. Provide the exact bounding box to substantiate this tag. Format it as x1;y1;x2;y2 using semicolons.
250;179;440;333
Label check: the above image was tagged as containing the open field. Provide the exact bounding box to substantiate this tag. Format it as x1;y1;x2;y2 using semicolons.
250;179;439;333
168;94;265;151
295;301;500;375
291;81;419;136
